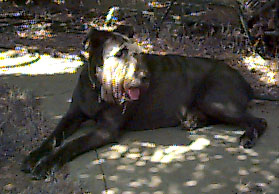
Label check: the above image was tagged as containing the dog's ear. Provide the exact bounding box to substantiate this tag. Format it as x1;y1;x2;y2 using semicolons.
83;28;111;50
114;25;134;38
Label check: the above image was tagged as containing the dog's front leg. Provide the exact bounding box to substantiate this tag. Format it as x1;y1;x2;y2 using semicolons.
31;128;119;179
21;105;87;174
30;106;124;179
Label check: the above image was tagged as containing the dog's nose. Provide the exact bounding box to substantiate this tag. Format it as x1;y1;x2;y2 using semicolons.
128;71;149;88
138;71;149;84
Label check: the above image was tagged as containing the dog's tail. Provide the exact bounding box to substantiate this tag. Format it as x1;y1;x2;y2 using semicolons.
253;90;279;101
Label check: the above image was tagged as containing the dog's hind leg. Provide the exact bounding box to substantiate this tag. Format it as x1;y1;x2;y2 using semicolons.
21;105;87;174
197;92;267;148
238;115;267;148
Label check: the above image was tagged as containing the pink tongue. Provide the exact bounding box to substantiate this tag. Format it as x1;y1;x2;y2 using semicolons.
128;88;140;100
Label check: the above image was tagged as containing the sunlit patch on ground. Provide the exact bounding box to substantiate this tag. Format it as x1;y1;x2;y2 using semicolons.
242;54;279;85
150;138;210;163
0;49;83;75
0;49;39;68
92;137;210;166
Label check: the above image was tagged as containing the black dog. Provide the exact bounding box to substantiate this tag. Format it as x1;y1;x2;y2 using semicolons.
22;26;273;179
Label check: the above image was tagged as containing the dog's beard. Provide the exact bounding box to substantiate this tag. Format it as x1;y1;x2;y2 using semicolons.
100;57;138;104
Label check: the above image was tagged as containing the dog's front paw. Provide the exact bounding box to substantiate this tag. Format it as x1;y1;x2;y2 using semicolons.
31;155;58;180
21;155;38;173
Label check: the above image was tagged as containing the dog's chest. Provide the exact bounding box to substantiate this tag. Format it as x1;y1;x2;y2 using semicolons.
125;73;190;130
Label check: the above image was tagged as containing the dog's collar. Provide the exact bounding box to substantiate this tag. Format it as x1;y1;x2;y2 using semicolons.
88;65;95;88
87;64;103;103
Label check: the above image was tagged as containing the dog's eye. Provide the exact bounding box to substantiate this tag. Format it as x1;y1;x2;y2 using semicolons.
115;48;128;58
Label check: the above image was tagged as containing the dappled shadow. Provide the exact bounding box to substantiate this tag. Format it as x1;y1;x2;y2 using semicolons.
70;103;279;193
233;54;279;98
0;0;278;94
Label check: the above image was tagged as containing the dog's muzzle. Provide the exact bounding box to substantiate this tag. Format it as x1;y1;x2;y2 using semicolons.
123;70;149;101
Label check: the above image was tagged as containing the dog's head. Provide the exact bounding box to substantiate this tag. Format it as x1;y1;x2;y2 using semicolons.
85;26;149;104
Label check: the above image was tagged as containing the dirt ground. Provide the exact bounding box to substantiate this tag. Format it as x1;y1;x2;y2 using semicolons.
0;1;279;194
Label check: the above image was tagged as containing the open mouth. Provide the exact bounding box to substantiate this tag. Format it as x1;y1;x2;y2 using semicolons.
126;87;140;100
123;82;149;102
